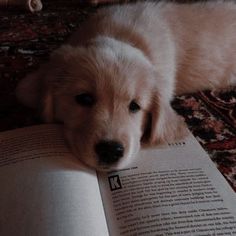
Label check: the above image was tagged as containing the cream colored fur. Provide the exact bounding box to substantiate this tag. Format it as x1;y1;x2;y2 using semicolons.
16;1;236;171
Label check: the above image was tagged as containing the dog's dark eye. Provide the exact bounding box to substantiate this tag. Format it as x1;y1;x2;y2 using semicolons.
129;100;141;113
75;93;95;107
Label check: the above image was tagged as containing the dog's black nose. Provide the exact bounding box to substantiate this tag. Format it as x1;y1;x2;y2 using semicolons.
95;140;124;164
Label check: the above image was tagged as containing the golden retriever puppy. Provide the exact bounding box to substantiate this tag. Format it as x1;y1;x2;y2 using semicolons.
16;1;236;171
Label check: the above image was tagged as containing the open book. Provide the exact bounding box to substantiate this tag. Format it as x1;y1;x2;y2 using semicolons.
0;124;236;236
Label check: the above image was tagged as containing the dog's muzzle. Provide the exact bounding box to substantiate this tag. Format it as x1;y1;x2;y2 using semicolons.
95;140;124;165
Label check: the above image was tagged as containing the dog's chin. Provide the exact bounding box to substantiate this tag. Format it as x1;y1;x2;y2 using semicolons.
68;142;121;172
97;157;135;172
95;146;140;172
93;163;121;172
73;151;135;172
70;144;138;172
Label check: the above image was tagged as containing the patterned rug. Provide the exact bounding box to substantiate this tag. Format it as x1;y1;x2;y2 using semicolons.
173;91;236;191
0;1;236;190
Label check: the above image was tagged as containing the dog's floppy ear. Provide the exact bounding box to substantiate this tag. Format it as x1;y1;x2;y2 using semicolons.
143;93;188;145
16;45;75;122
16;65;54;123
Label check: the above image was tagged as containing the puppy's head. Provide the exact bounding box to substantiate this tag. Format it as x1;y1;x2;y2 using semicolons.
16;37;186;171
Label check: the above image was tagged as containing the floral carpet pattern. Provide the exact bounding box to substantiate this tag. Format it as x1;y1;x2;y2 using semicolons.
0;2;236;190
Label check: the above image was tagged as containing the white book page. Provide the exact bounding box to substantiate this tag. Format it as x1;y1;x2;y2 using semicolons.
98;131;236;236
0;125;109;236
